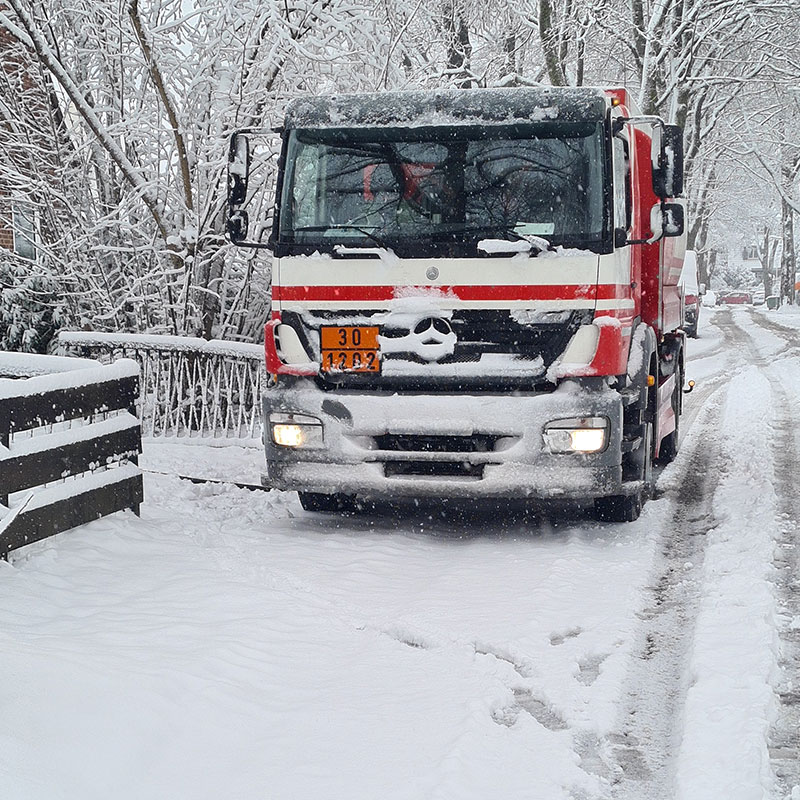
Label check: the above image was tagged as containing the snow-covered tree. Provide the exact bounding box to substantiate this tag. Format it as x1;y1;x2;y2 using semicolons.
0;0;388;341
1;0;798;341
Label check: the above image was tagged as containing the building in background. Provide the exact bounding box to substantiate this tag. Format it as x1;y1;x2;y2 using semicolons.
0;7;64;350
0;11;50;263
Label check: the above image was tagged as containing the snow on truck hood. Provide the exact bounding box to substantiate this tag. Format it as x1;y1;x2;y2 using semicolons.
283;87;608;130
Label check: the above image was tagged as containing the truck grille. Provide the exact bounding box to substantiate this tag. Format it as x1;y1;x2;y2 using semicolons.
383;461;485;479
281;308;591;391
374;434;500;453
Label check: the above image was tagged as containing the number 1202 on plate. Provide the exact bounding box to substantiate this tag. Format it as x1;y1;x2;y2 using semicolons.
320;326;380;373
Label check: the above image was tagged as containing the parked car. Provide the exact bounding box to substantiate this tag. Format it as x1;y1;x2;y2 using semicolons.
717;290;752;305
753;289;765;305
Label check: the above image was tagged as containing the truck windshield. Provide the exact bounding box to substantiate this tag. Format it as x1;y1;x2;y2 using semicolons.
276;122;608;255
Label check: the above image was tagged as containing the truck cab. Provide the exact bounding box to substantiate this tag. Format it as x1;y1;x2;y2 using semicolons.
227;87;686;521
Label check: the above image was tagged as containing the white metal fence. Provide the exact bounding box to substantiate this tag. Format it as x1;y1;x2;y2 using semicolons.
59;332;265;439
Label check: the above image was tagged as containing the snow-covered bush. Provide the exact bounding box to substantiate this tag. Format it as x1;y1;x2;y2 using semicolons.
0;253;64;353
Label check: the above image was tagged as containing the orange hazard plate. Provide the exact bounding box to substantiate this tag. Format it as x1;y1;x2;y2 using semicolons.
320;326;380;373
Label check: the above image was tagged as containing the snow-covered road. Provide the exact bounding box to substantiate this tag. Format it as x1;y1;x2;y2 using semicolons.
2;306;799;800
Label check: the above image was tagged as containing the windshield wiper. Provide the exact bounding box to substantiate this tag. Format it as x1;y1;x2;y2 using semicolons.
432;223;552;249
293;225;391;249
440;223;553;255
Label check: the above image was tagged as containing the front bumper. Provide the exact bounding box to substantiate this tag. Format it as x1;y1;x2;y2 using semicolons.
262;380;625;500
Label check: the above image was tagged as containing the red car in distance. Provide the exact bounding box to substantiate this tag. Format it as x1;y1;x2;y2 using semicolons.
716;291;752;305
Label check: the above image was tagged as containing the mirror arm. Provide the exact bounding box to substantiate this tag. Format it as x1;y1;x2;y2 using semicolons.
612;115;665;135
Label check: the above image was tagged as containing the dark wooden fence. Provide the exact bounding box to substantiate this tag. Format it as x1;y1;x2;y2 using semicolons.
0;358;143;559
58;331;264;439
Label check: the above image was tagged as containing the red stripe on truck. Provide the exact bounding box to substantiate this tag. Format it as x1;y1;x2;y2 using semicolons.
273;284;630;302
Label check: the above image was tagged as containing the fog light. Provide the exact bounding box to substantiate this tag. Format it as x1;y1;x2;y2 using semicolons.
272;423;305;447
569;428;606;452
543;417;608;454
270;412;323;448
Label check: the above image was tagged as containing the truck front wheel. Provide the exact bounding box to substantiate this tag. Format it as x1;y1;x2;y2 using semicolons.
593;421;653;523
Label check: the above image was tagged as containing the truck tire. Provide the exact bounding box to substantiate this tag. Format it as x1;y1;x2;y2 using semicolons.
593;421;653;523
298;491;356;513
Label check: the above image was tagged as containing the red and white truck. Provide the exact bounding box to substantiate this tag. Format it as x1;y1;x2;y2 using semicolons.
227;86;687;521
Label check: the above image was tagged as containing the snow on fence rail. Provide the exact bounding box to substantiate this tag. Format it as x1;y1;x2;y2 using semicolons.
58;331;265;439
0;356;143;559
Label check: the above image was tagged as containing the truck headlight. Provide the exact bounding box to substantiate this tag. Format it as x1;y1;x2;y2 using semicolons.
543;417;608;454
270;412;324;448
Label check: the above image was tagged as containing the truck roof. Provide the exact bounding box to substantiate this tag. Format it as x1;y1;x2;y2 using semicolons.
283;87;609;130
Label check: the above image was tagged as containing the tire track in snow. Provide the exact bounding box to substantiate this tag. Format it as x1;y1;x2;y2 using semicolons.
744;307;800;358
672;373;726;456
612;310;789;798
608;310;780;800
762;374;800;799
577;311;738;797
677;309;736;444
604;310;774;797
737;310;800;796
608;385;725;800
712;306;765;363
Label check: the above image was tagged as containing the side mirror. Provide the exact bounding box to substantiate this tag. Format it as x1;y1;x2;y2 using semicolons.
226;209;249;244
227;133;250;207
662;202;684;237
653;124;684;198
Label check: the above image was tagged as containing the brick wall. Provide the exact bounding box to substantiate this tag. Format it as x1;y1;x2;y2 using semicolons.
1;15;12;251
1;16;19;253
0;190;12;252
0;5;51;256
